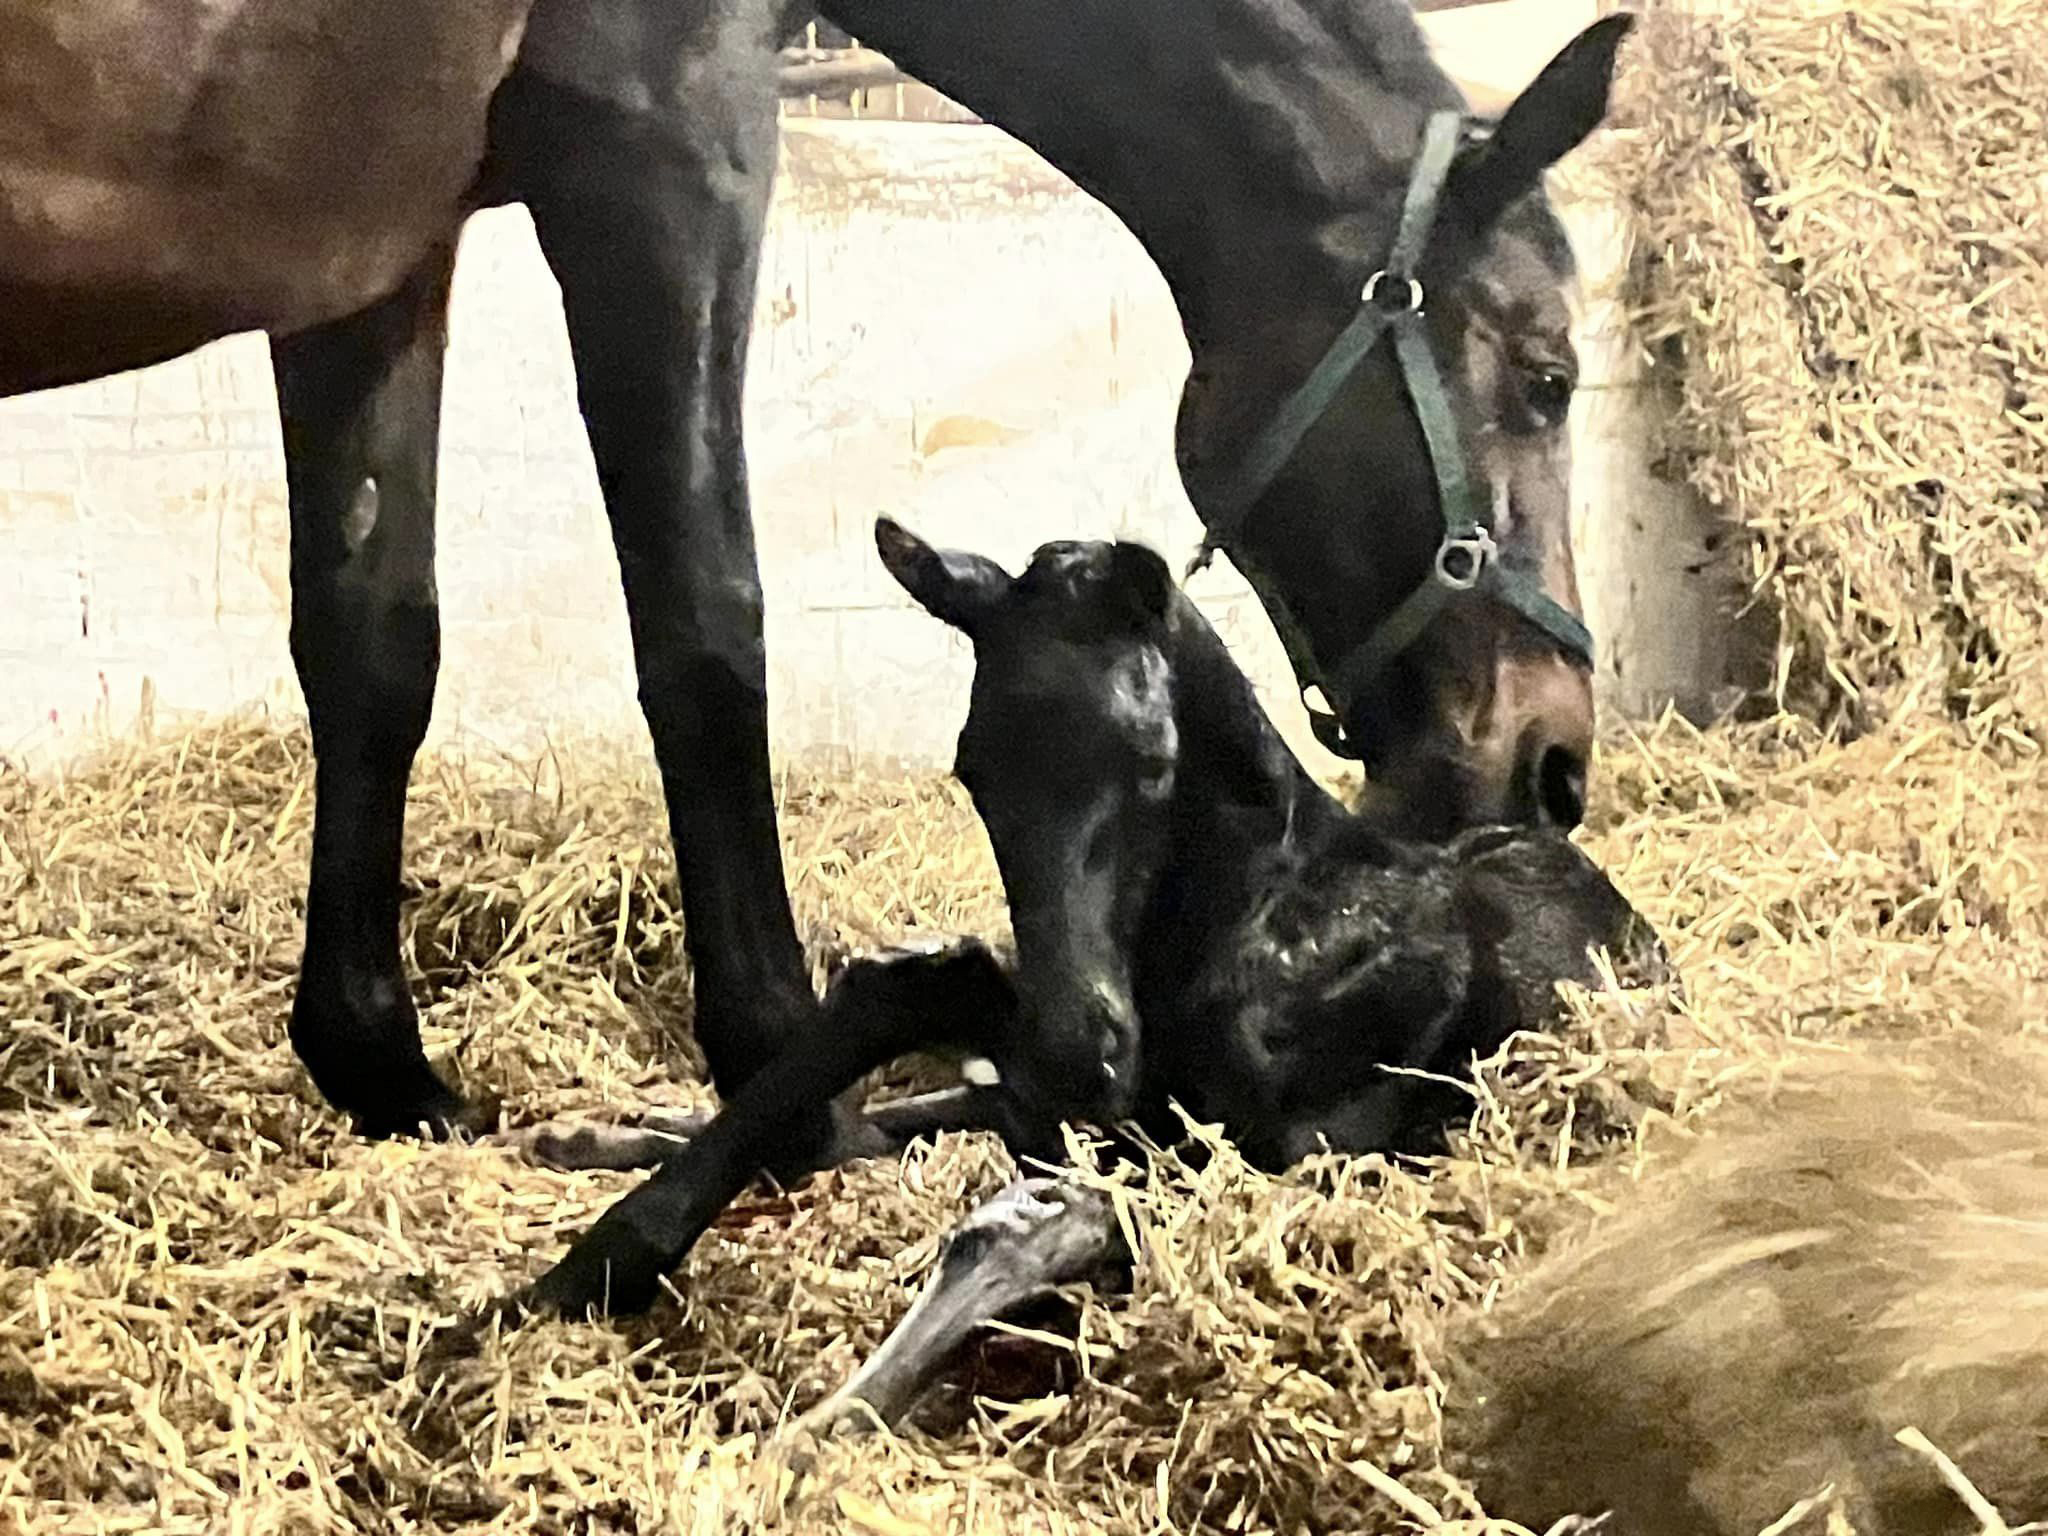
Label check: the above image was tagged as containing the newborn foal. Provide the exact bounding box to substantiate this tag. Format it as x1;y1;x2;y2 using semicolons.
865;519;1661;1169
510;522;1662;1404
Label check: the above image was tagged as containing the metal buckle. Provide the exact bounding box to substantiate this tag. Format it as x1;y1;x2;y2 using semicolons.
1433;528;1497;591
1362;270;1424;314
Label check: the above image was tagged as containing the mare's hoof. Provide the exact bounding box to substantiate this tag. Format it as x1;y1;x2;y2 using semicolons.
350;1077;497;1143
293;984;492;1141
526;1220;670;1319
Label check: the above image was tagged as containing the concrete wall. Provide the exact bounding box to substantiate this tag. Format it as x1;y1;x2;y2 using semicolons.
0;121;1323;775
0;25;1729;775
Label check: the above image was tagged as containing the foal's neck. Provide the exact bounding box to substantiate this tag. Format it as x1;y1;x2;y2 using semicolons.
1158;597;1344;913
815;0;1462;342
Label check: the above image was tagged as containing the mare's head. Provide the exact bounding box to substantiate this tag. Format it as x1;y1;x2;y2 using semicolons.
877;518;1184;1131
1175;14;1635;837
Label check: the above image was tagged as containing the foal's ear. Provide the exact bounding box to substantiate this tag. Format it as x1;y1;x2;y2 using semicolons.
1107;543;1177;632
1449;12;1633;230
876;517;1009;636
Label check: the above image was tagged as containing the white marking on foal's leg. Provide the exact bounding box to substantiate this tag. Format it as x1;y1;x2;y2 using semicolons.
961;1056;1001;1087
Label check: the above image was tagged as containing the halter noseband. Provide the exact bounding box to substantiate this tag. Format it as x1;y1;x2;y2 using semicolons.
1187;109;1595;760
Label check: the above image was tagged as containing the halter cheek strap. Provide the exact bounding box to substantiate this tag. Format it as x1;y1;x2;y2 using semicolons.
1188;109;1594;760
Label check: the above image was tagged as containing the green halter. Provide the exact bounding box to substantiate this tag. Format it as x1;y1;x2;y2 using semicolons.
1189;109;1595;759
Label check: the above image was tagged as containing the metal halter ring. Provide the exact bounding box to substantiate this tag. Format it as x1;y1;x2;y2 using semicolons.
1362;270;1424;314
1433;528;1497;591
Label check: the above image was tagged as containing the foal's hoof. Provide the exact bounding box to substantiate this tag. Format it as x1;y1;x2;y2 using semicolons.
418;1292;535;1385
526;1220;671;1320
792;1392;886;1444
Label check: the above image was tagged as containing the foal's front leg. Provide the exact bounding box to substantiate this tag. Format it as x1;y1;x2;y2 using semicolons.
490;40;824;1155
512;937;1024;1318
275;245;479;1138
512;936;1015;1173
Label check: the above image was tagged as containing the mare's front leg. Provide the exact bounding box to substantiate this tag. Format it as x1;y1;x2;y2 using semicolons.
275;245;480;1138
489;37;822;1146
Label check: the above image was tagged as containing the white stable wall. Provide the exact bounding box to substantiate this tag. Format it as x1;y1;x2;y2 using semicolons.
0;13;1731;776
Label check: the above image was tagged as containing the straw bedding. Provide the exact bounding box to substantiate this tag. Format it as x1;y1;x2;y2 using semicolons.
1447;1030;2048;1535
5;0;2048;1529
1587;0;2048;740
2;705;2042;1534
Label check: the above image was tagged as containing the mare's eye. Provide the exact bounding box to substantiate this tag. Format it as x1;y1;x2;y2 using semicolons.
1524;368;1575;427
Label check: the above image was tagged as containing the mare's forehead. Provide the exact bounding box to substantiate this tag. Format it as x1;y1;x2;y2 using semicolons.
1462;201;1577;334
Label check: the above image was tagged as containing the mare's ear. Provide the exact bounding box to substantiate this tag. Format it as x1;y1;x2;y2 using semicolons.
1448;12;1633;231
1106;542;1177;633
876;517;1009;636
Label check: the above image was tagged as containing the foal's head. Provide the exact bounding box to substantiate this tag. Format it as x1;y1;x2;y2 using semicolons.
877;518;1182;1129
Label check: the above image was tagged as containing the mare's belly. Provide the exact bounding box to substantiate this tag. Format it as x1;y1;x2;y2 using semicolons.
0;0;532;391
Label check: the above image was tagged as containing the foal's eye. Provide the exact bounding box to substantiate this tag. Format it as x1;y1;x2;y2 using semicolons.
1523;368;1575;426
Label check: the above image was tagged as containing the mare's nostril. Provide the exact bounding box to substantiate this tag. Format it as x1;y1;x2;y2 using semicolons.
1535;743;1587;829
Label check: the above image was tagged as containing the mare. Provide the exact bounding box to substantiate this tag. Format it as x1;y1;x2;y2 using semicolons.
3;1;1628;1142
506;519;1664;1330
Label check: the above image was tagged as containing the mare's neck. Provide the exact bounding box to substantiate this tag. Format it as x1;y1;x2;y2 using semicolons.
815;0;1463;344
